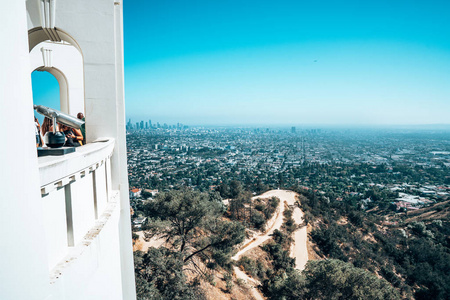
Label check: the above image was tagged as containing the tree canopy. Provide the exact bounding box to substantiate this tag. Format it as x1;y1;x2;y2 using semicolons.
134;248;204;300
264;259;400;300
143;189;245;266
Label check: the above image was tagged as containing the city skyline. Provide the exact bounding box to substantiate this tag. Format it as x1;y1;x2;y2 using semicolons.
125;117;450;131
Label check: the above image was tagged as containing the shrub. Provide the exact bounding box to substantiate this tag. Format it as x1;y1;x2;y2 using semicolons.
251;210;266;230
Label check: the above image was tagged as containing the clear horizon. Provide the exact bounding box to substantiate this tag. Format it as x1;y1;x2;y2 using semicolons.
32;0;450;125
125;121;450;131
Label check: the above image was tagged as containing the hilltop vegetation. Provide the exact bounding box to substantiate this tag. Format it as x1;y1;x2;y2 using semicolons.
295;187;450;299
135;189;245;299
131;170;449;300
132;186;447;300
232;194;399;300
264;259;400;300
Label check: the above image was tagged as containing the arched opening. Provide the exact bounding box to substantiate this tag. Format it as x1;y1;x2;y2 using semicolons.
29;37;85;147
30;41;85;117
28;27;82;54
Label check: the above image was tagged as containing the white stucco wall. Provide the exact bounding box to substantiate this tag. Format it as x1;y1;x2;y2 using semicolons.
48;193;124;300
0;0;135;299
0;1;51;299
95;163;108;218
29;2;136;292
37;140;125;300
42;186;69;270
70;172;96;243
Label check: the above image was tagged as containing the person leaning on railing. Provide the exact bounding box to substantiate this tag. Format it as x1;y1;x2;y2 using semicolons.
59;123;83;147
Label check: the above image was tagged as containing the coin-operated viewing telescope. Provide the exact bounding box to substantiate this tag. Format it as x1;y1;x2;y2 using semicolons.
34;105;85;154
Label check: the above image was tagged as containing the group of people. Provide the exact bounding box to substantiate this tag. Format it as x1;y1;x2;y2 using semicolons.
35;112;85;148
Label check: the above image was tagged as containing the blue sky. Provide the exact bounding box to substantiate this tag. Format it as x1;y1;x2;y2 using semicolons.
32;71;59;124
32;0;450;126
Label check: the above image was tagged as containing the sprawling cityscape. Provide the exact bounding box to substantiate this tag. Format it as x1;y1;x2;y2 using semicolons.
127;123;449;210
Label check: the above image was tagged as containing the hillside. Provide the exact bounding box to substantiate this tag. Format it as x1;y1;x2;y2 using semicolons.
133;187;412;299
405;200;450;223
296;187;450;299
133;189;310;300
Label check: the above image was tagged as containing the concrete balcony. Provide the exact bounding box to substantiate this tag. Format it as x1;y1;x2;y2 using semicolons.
38;139;119;281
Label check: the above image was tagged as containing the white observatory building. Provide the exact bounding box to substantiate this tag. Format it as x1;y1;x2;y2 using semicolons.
0;1;136;299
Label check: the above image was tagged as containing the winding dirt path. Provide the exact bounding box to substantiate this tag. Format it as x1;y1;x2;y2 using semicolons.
232;190;308;299
291;203;308;271
232;266;264;300
232;191;286;261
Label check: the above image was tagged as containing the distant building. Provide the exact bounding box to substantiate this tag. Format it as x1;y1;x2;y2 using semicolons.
133;217;147;229
291;126;296;133
130;188;141;198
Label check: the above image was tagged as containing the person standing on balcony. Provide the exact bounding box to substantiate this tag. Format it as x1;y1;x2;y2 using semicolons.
34;117;43;147
40;117;57;147
77;112;86;145
72;127;84;145
41;117;53;137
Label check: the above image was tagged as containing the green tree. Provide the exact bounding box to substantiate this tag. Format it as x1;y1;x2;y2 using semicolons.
264;259;400;300
141;190;152;199
143;189;245;266
229;190;251;221
229;179;243;198
134;248;204;300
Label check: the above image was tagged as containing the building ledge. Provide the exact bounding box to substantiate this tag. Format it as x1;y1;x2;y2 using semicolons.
39;138;115;190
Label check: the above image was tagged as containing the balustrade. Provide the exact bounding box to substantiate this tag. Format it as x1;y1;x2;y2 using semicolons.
38;139;115;272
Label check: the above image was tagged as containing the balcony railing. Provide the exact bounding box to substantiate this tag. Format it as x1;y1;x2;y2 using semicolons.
38;139;116;275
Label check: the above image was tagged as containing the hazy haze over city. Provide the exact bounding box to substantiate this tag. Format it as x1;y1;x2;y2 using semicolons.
32;0;450;126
